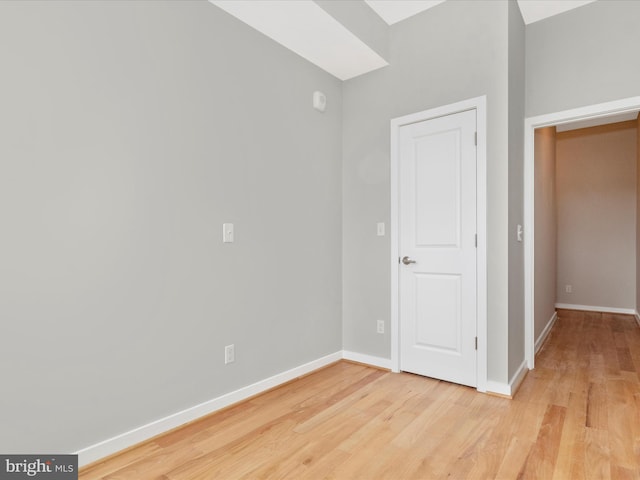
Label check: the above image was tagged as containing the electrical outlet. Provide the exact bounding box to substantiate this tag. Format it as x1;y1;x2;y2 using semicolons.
565;285;572;294
377;320;384;334
225;344;235;364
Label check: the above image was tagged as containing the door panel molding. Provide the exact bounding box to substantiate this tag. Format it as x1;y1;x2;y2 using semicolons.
399;109;476;386
390;96;487;392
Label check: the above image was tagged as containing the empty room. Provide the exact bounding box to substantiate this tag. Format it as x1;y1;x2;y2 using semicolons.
2;0;640;478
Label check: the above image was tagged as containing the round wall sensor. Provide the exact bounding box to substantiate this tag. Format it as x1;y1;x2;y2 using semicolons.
313;91;326;112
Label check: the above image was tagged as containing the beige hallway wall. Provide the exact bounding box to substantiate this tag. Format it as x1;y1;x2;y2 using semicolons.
534;127;557;341
556;121;637;310
637;114;640;314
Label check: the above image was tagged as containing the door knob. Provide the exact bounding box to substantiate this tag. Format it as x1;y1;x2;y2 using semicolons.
401;256;416;265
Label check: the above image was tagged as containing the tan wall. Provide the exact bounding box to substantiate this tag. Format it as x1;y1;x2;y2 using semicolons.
534;127;557;341
556;121;637;310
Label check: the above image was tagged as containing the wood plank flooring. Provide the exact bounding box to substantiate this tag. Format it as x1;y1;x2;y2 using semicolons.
80;309;640;479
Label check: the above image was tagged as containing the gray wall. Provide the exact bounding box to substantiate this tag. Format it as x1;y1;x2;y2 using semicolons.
0;1;343;453
556;122;637;310
507;0;525;379
534;127;557;341
342;0;512;384
526;0;640;117
637;115;640;315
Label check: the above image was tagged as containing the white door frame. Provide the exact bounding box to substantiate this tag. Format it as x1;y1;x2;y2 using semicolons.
524;95;640;369
390;95;487;393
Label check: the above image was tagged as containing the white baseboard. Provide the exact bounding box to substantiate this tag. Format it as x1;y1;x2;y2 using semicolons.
77;351;342;467
635;311;640;327
509;360;529;396
486;360;528;398
485;380;511;397
78;346;518;467
555;303;636;315
342;351;391;370
535;312;557;354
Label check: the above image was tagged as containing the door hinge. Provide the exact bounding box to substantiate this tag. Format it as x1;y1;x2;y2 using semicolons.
474;132;477;146
475;234;477;247
475;337;478;350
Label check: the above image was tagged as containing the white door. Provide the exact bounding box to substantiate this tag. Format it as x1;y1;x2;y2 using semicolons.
399;109;477;387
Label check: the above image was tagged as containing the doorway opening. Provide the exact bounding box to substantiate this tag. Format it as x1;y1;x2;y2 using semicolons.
524;96;640;369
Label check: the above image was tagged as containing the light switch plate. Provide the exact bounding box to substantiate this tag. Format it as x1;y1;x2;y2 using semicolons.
223;223;234;243
377;222;385;236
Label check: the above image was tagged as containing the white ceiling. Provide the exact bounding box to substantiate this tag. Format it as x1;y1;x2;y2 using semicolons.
516;0;597;25
211;1;387;81
364;0;598;25
363;0;446;25
209;0;600;81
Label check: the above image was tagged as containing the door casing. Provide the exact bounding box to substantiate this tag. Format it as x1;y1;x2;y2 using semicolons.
390;96;488;393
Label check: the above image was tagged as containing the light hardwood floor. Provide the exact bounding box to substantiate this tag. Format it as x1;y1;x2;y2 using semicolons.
80;309;640;479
